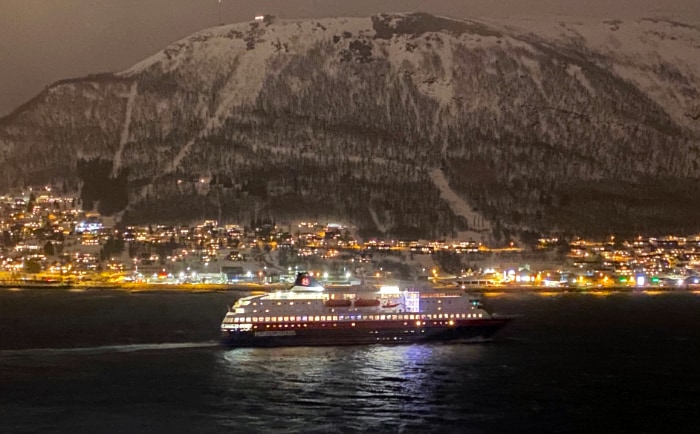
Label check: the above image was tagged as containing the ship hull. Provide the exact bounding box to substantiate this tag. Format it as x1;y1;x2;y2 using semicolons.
220;318;511;348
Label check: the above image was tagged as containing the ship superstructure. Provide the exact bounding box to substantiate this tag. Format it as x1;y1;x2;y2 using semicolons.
220;273;511;347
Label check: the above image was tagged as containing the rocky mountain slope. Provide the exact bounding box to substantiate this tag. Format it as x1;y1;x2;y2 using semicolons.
1;13;699;241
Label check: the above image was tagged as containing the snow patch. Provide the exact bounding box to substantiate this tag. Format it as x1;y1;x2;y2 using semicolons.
428;168;492;242
112;81;138;177
368;206;386;233
566;64;596;95
519;55;545;96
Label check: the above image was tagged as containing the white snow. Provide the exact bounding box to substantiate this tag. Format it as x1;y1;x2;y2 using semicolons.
428;168;492;242
112;81;138;177
486;16;700;130
368;206;387;233
519;55;546;96
565;64;596;95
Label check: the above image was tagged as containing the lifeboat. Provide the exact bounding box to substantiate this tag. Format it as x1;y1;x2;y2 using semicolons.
353;298;381;307
325;299;352;308
381;302;400;309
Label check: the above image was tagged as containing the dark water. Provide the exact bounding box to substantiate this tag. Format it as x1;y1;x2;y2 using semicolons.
2;289;700;433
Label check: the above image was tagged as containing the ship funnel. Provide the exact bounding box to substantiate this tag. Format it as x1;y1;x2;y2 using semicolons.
291;272;325;292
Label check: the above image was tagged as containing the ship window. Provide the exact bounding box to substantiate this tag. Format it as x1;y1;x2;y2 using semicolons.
245;317;251;322
277;302;282;305
314;316;320;321
289;302;294;305
356;315;361;320
253;302;257;306
479;314;483;318
265;309;269;313
302;316;308;321
307;301;312;304
409;315;415;320
339;315;345;320
283;316;289;322
321;316;327;321
438;300;442;303
380;315;386;320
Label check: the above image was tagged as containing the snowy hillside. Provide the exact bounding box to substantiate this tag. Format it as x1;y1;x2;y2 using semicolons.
0;13;699;240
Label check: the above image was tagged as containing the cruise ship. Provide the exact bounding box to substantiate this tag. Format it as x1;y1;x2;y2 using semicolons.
220;273;512;347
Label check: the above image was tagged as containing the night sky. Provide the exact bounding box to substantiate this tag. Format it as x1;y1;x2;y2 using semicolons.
1;0;697;116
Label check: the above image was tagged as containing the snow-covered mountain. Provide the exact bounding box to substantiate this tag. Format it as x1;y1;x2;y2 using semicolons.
1;13;699;240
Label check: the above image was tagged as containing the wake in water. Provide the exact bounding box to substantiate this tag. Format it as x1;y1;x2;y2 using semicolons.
0;341;219;358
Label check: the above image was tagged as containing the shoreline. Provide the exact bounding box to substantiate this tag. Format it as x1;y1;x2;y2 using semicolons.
0;280;698;295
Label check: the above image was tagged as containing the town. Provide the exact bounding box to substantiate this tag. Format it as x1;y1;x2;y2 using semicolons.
2;186;700;292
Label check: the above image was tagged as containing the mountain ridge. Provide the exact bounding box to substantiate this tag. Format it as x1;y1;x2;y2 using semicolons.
1;12;699;241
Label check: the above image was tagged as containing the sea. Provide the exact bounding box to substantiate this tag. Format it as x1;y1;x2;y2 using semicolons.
1;288;699;433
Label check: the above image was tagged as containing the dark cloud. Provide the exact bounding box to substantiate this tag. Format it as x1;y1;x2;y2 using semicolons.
1;0;697;116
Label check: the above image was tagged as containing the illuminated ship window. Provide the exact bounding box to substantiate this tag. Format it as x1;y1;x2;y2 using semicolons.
380;315;386;320
289;302;294;305
283;316;289;321
479;314;483;318
265;309;269;313
438;300;442;303
321;316;327;321
314;316;320;321
302;316;308;321
277;302;282;305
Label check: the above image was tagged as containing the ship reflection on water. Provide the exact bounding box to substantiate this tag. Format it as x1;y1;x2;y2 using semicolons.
217;343;486;431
